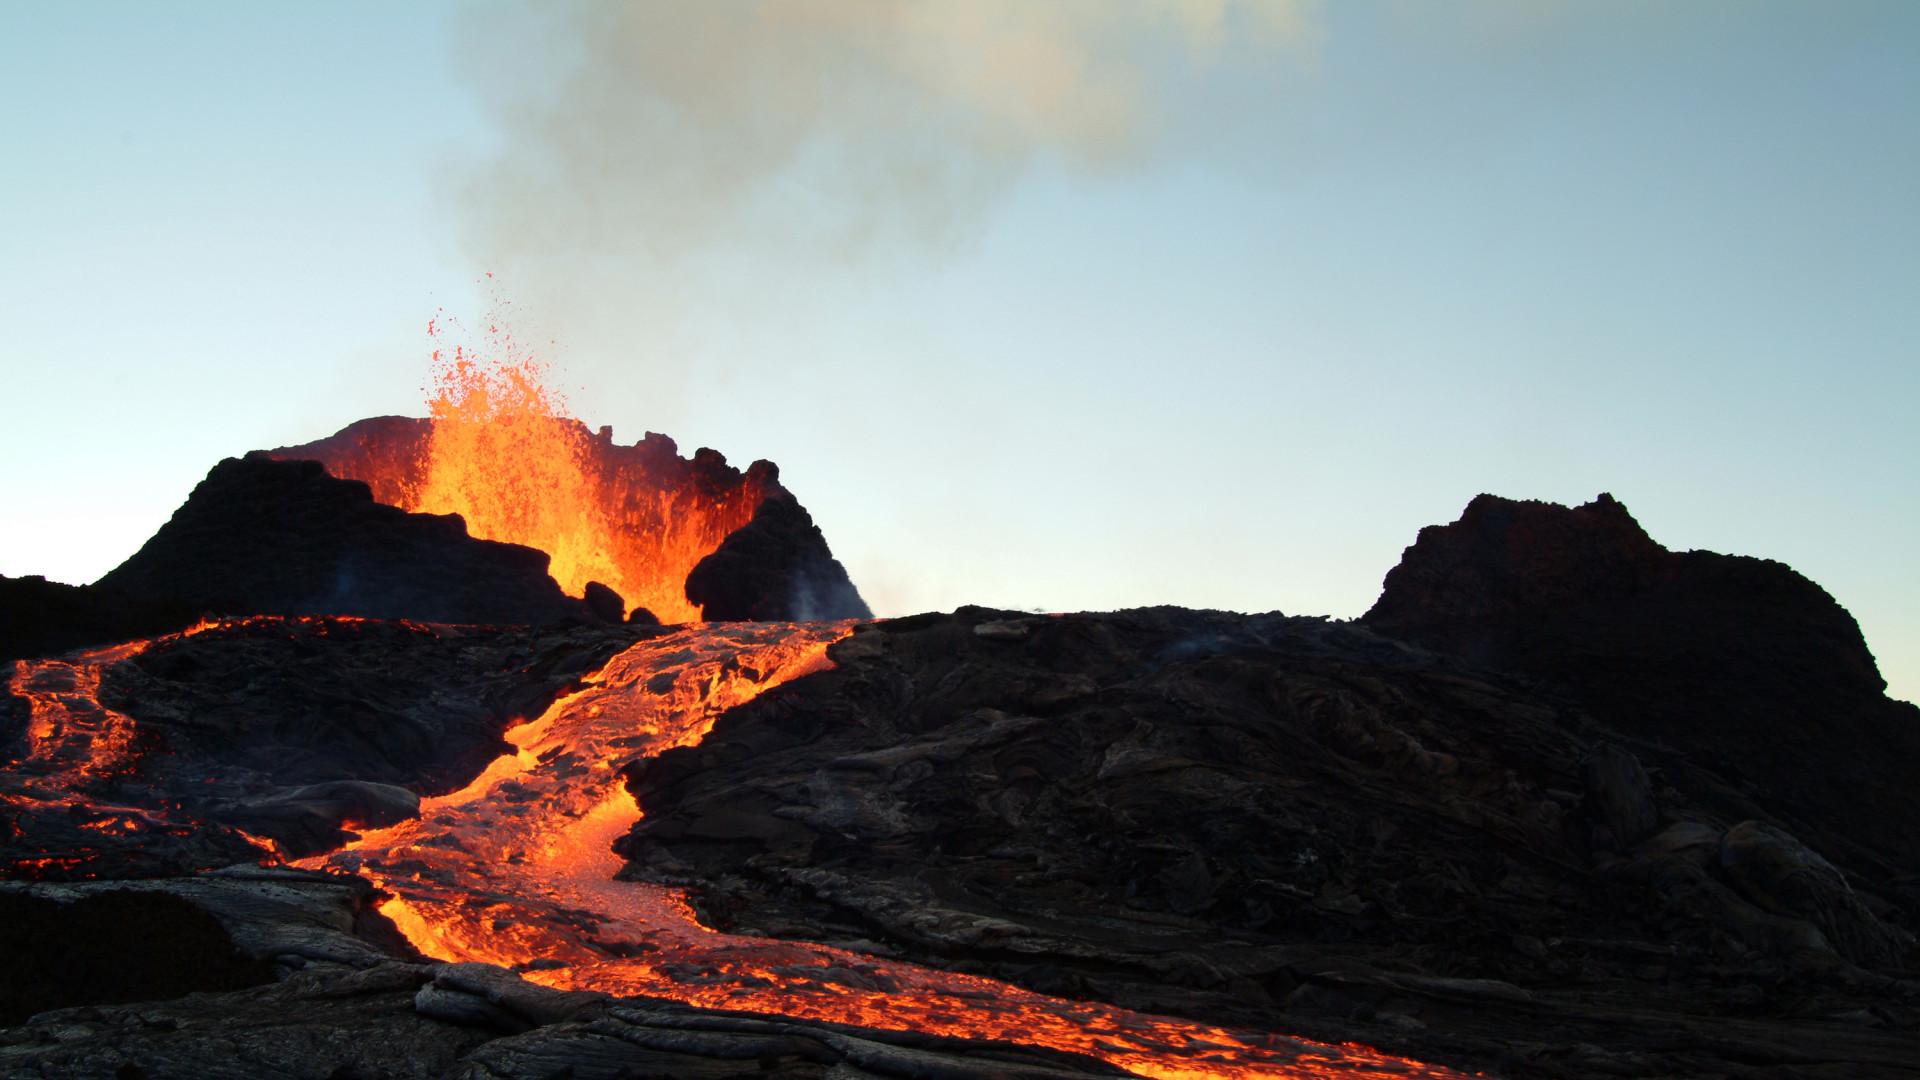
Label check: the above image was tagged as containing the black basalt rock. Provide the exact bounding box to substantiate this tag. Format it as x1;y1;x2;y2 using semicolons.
0;574;201;666
1362;492;1920;871
684;491;871;622
96;454;592;625
0;888;275;1024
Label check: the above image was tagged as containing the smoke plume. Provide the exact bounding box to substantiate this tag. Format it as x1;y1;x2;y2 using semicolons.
455;2;1315;254
444;1;1318;395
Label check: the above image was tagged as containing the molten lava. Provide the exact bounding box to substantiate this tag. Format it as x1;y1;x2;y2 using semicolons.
303;624;1468;1079
276;319;766;622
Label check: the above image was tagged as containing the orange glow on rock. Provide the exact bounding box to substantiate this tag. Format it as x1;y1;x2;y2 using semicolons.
314;316;766;623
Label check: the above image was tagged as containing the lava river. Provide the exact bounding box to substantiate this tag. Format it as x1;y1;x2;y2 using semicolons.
297;622;1466;1080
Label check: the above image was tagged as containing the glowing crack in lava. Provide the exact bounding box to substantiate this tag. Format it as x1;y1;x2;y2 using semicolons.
304;624;1466;1079
2;621;283;877
287;317;765;623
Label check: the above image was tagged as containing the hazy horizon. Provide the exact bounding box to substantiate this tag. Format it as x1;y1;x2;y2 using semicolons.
4;1;1915;703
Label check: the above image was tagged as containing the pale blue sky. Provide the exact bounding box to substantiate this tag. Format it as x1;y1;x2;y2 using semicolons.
3;2;1915;702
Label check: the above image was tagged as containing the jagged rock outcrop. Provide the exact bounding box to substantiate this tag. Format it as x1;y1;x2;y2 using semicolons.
95;455;604;626
684;490;870;621
617;606;1920;1077
1362;493;1920;873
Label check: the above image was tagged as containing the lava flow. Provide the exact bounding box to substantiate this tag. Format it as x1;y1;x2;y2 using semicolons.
304;624;1466;1080
2;620;283;878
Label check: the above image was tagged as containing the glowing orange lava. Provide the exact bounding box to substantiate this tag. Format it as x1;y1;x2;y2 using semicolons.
11;637;149;784
305;624;1468;1079
285;316;766;623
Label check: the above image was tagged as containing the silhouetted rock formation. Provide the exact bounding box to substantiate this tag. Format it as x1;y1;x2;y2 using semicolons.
1362;493;1920;873
0;574;200;666
617;605;1920;1077
96;455;601;626
685;491;871;621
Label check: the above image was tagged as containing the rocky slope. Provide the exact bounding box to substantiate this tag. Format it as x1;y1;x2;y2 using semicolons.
95;455;603;626
1363;493;1920;875
684;488;871;621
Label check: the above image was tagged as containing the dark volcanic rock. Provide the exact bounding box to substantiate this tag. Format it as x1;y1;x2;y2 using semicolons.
684;490;871;621
618;606;1920;1078
0;888;271;1024
266;414;437;497
0;867;1120;1078
0;575;199;667
0;955;1122;1079
7;491;1919;1078
0;961;489;1080
581;580;628;624
1717;820;1915;969
1362;493;1920;873
94;455;598;626
0;865;407;1025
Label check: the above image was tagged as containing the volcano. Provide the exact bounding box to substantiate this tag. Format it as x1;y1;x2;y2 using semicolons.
4;422;1918;1079
265;415;869;626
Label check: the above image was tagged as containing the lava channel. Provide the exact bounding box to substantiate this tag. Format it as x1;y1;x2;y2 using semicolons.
302;622;1469;1079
